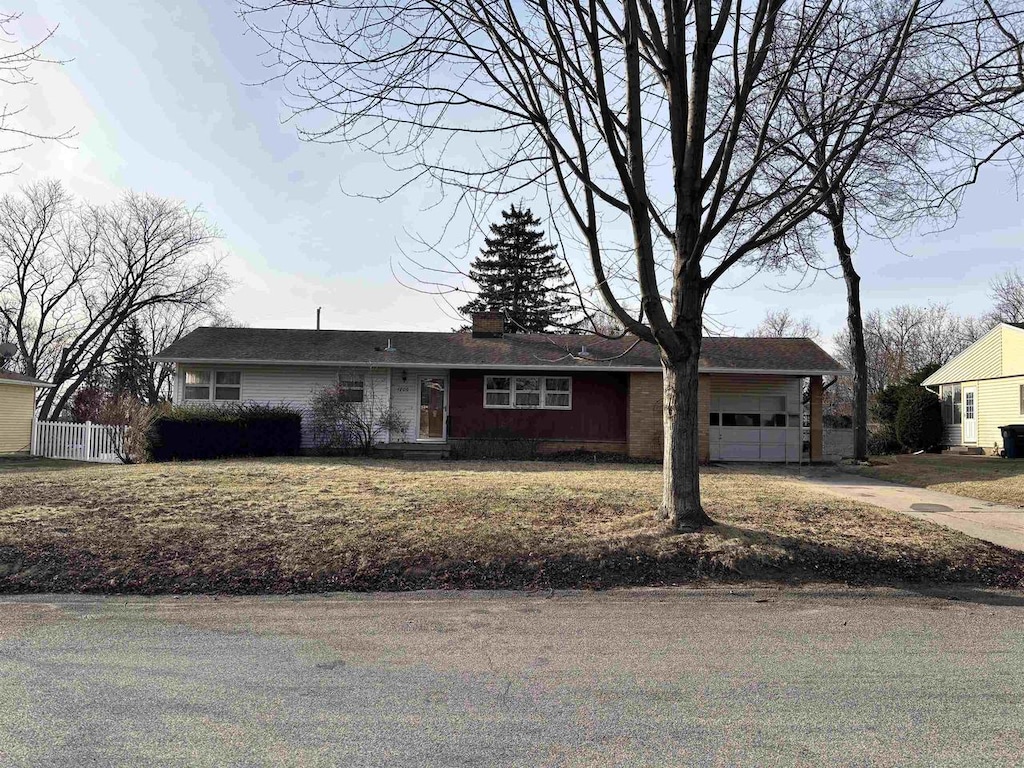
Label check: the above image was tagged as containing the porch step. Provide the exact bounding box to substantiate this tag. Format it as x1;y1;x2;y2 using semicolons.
943;446;985;455
374;443;450;460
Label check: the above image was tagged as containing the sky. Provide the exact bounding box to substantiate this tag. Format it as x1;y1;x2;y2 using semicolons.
8;1;1024;351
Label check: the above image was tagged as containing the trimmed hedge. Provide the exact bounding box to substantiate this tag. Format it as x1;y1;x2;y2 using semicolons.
149;404;302;462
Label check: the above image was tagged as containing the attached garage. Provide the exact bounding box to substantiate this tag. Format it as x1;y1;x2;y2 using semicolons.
708;375;803;462
0;372;50;455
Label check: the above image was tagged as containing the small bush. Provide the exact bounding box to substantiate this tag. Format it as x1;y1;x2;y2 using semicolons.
450;429;539;460
894;389;943;452
867;425;901;456
149;403;302;462
309;382;407;455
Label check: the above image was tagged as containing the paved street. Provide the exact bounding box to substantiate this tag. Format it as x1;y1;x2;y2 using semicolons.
1;587;1022;767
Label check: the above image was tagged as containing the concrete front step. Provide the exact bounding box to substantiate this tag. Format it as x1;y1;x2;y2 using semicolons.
374;443;450;460
942;446;986;455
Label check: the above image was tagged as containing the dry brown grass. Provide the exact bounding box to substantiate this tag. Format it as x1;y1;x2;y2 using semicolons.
860;455;1024;506
0;457;1021;593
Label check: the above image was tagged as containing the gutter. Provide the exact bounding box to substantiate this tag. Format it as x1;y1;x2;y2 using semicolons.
151;356;848;378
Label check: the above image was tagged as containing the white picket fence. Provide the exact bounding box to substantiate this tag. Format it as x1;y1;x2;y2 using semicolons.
31;420;126;464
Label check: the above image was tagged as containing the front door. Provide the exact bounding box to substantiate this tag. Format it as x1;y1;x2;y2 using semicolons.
963;386;978;443
418;376;446;441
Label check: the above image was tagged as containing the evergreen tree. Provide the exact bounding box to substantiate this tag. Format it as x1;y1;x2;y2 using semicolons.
109;317;149;401
460;205;572;333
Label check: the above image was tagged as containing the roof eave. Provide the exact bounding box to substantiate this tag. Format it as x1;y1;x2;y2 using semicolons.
0;378;53;388
152;355;847;376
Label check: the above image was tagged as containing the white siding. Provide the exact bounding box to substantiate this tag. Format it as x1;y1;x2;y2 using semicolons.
0;382;34;454
389;368;447;442
708;375;802;462
925;324;1004;385
978;375;1024;452
175;364;392;448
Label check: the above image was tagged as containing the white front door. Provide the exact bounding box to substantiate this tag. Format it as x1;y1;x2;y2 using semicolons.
963;386;977;443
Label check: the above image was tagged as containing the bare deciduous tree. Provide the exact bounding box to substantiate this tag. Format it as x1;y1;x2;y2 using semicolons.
0;181;227;419
833;303;988;396
989;268;1024;324
751;1;1024;460
0;12;73;171
241;0;1020;529
749;309;819;340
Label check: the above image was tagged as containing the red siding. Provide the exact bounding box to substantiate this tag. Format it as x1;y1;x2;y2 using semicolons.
448;370;629;441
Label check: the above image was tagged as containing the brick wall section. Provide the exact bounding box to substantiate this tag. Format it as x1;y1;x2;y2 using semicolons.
627;372;710;462
470;312;504;336
697;373;710;462
809;375;823;462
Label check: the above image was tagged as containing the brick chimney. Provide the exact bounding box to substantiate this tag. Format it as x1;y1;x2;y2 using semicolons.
471;311;504;338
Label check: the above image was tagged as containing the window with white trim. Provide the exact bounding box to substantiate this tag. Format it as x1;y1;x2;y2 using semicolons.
184;370;211;401
543;377;571;408
215;371;241;401
484;376;511;407
338;375;365;403
183;369;242;403
484;375;572;410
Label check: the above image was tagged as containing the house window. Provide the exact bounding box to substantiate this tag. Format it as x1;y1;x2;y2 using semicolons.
184;370;211;401
543;377;572;409
514;376;541;408
215;371;241;401
484;376;511;407
941;384;962;425
1020;384;1024;416
338;376;365;403
484;375;573;410
184;369;242;403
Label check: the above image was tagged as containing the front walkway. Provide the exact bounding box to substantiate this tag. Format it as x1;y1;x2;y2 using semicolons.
799;471;1024;552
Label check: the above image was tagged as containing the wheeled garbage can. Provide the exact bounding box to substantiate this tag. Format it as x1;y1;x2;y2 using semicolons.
998;425;1024;459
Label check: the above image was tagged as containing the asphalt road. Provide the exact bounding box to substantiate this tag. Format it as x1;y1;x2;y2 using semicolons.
1;586;1022;767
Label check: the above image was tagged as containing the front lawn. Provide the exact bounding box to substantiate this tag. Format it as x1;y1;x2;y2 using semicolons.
860;455;1024;507
0;458;1021;593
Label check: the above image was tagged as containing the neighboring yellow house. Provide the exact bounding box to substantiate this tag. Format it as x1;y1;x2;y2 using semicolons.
923;323;1024;455
0;371;52;455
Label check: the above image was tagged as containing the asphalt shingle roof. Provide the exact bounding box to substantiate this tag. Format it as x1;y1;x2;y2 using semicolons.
155;327;847;375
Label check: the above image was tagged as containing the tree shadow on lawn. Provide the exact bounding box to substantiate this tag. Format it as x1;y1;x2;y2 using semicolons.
2;519;1022;601
699;522;1024;604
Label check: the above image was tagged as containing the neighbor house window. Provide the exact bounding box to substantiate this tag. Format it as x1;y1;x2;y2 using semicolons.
338;376;365;403
215;371;241;401
184;369;241;403
184;370;211;401
484;375;573;410
941;384;962;425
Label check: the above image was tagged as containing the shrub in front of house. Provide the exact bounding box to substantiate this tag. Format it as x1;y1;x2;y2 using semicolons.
449;428;540;460
894;388;943;452
308;382;408;455
149;403;302;461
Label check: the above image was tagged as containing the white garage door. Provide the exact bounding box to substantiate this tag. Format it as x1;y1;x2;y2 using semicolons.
709;394;801;462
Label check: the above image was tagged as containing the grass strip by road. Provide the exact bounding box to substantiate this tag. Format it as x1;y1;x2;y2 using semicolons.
859;454;1024;507
0;458;1021;593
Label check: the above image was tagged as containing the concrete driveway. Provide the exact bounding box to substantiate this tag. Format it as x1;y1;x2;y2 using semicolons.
1;587;1023;767
799;470;1024;551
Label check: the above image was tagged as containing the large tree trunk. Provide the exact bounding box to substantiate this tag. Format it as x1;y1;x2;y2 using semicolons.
660;314;713;531
832;220;869;461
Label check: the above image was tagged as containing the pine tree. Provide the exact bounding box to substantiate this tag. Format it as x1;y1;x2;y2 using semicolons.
109;317;149;401
460;205;572;333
